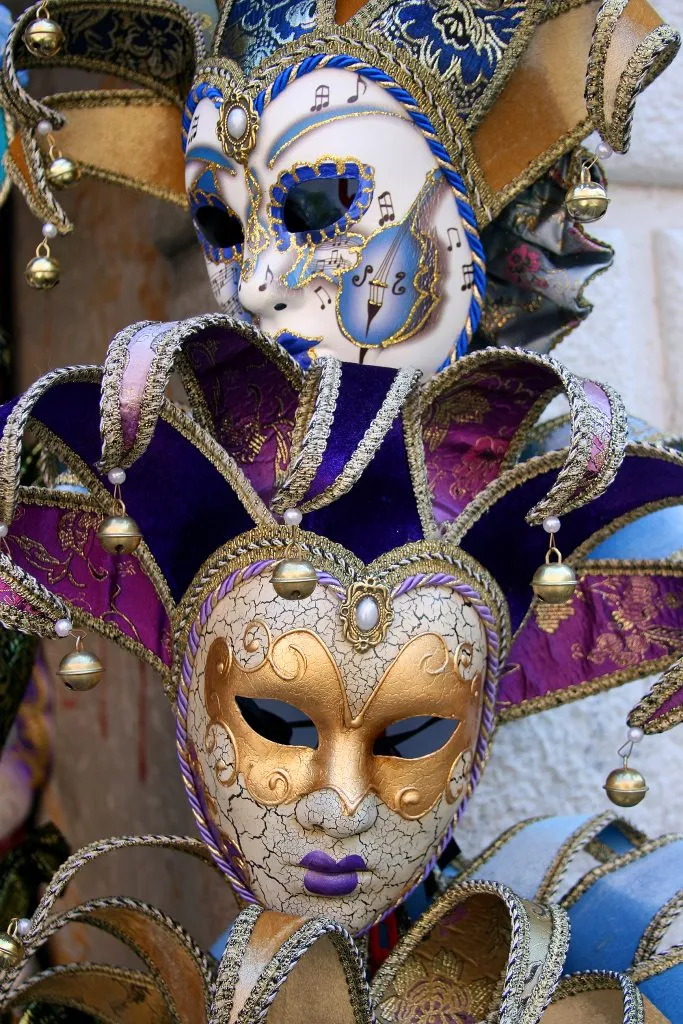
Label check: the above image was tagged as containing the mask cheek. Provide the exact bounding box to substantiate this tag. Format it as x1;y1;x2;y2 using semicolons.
374;733;471;820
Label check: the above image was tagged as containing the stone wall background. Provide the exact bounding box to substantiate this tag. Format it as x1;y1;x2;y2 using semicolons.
7;0;683;956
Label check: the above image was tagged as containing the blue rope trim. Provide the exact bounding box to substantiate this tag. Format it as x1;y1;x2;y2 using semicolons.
182;84;224;147
256;54;485;360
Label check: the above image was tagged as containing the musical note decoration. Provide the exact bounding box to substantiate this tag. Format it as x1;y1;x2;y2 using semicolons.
461;263;474;291
314;285;332;309
347;75;368;104
310;84;330;112
378;191;395;227
446;227;462;251
258;266;274;292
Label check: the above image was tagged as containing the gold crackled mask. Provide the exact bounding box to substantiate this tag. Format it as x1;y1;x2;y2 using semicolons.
183;540;501;934
204;624;481;818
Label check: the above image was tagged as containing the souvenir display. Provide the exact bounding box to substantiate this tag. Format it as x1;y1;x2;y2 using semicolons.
0;1;682;1022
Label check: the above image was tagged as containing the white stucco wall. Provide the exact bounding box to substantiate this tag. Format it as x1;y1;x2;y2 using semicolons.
457;0;683;859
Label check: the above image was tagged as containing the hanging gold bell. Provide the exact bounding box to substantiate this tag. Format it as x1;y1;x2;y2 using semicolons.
604;764;648;807
25;241;60;289
0;931;23;968
272;545;317;600
565;165;609;223
58;635;103;691
97;513;142;555
532;543;577;605
46;155;80;189
23;15;64;57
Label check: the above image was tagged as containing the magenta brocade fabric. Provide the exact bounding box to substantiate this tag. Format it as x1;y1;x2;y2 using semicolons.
4;503;171;666
498;571;683;715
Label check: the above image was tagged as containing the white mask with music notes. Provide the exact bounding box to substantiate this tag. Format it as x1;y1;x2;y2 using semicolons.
184;68;475;373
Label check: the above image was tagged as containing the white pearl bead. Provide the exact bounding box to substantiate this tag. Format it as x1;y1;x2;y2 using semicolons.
41;222;57;239
355;596;380;632
226;105;247;140
107;467;126;486
15;918;31;938
596;141;614;160
0;523;8;539
283;508;302;527
55;617;72;637
36;119;52;136
543;516;561;534
628;726;644;743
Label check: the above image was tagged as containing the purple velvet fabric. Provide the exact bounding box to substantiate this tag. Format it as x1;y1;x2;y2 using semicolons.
459;454;683;632
499;570;683;713
22;382;255;601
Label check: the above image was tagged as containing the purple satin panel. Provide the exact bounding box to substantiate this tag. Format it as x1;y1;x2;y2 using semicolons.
460;454;683;632
29;382;255;601
424;363;556;523
183;327;298;505
6;503;171;664
499;571;683;712
120;322;178;450
306;363;400;501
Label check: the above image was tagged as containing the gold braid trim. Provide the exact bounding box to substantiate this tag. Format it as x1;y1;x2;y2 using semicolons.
550;971;644;1024
296;366;421;514
634;892;683;964
629;655;683;735
561;835;682;910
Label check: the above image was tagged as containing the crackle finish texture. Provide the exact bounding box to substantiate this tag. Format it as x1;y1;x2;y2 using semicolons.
185;569;487;932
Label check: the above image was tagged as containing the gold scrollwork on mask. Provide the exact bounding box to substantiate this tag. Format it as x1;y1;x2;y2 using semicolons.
339;578;393;652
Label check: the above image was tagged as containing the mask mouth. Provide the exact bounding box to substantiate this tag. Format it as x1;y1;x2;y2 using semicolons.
299;851;369;897
274;302;288;311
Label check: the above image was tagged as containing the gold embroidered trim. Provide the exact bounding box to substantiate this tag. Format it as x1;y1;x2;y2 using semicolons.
297;366;421;514
629;655;683;735
561;835;682;909
270;357;342;514
630;946;683;986
535;811;617;903
633;892;683;964
403;385;438;538
586;0;681;152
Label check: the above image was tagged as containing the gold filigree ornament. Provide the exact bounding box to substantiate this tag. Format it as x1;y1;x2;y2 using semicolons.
216;92;259;166
339;578;393;652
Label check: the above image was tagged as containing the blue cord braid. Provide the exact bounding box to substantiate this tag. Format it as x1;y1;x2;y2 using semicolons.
182;84;223;146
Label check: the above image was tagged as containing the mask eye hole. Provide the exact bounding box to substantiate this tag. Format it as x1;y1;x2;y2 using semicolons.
282;175;360;233
195;204;244;250
235;696;318;749
373;717;458;759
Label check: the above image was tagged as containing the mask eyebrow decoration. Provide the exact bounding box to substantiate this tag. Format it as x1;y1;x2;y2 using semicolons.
270;159;374;251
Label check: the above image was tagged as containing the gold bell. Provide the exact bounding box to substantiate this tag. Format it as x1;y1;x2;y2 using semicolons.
46;155;80;189
0;931;23;968
23;14;64;57
25;241;60;289
97;514;142;555
272;545;317;601
532;544;577;605
604;765;648;807
57;635;103;691
565;165;609;223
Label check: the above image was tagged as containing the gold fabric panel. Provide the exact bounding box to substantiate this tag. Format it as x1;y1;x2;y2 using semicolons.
229;912;303;1023
543;991;670;1024
40;94;187;207
472;0;665;210
7;966;172;1023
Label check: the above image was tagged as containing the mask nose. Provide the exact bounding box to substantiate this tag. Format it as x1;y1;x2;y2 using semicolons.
295;789;379;837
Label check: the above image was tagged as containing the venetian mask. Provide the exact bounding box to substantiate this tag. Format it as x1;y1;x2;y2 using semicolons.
182;539;499;934
184;67;476;373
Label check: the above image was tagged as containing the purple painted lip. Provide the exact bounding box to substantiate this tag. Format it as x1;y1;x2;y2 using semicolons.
299;851;367;897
